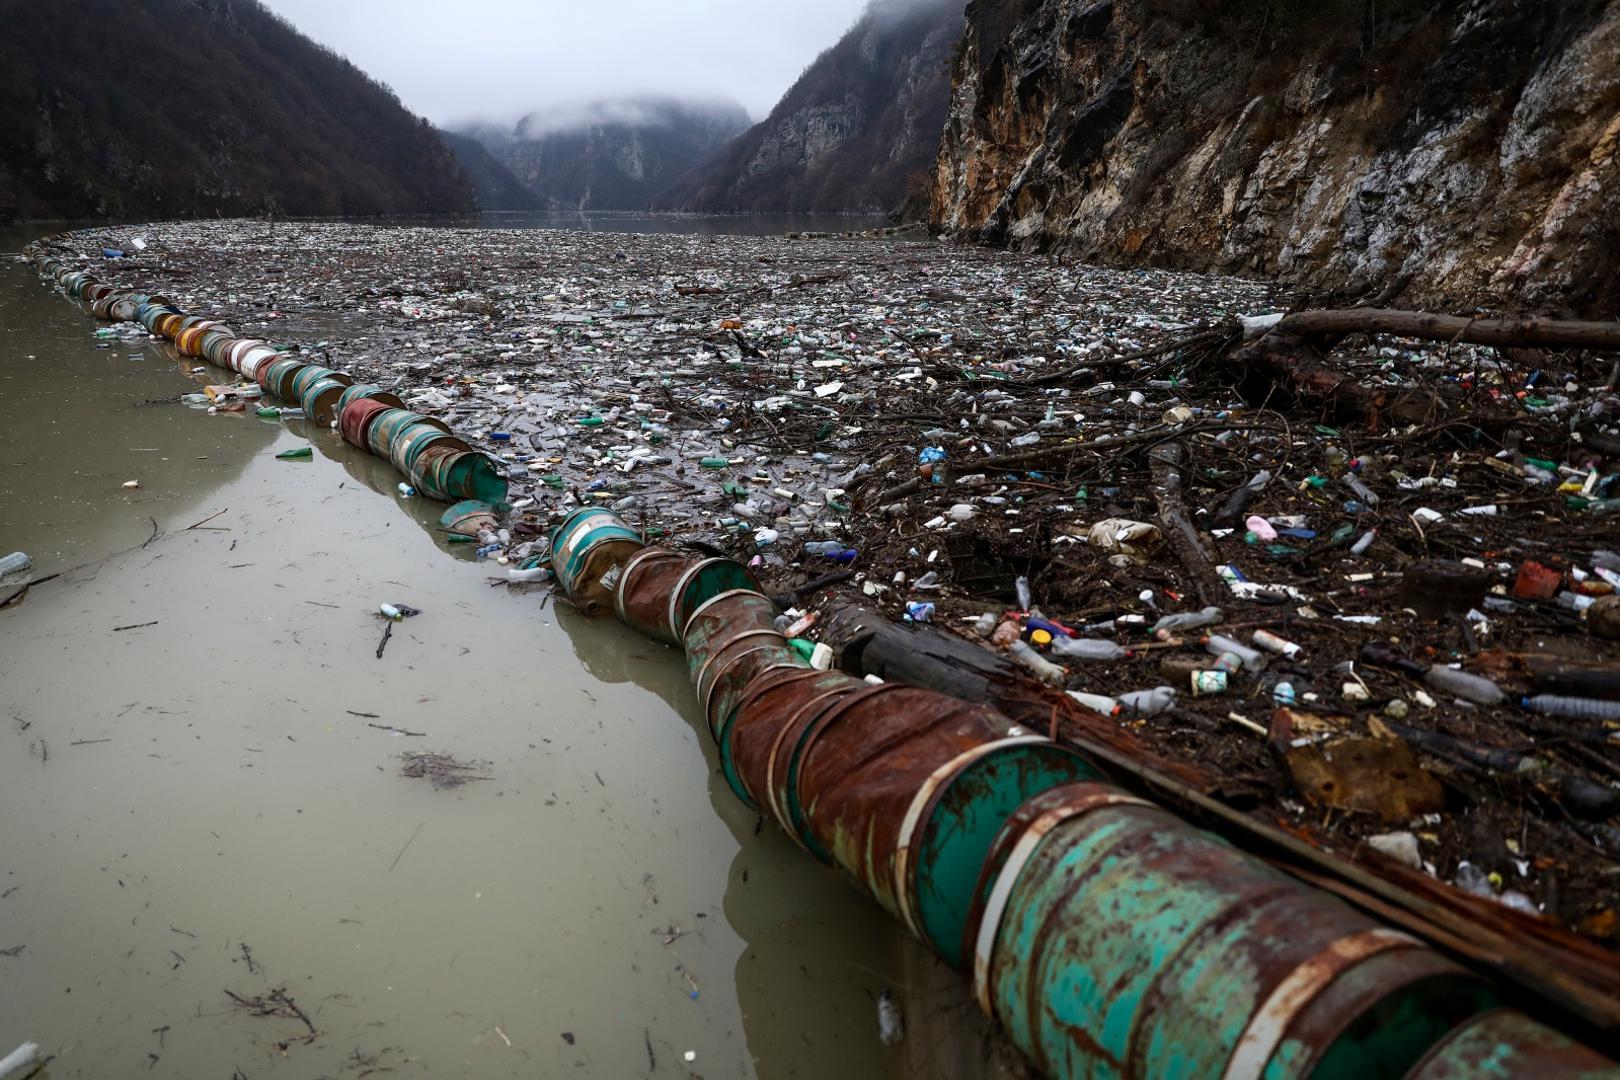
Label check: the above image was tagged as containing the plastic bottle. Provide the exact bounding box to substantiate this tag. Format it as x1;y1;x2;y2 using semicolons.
507;566;552;584
1150;605;1223;639
1342;473;1379;506
803;540;842;555
1010;640;1066;686
905;601;935;623
1350;529;1377;556
1049;638;1129;661
1119;687;1177;716
1252;629;1302;659
972;612;998;638
913;570;939;589
1520;695;1620;722
1215;470;1271;525
1015;576;1032;611
1424;665;1505;706
1066;690;1119;715
1202;634;1265;672
397;482;414;497
0;552;32;577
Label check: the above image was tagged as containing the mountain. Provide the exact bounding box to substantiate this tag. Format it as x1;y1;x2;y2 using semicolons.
466;98;751;211
932;0;1620;316
0;0;475;221
437;129;545;212
662;0;963;216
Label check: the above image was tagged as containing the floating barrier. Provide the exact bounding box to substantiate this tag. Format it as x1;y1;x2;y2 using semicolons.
23;246;507;508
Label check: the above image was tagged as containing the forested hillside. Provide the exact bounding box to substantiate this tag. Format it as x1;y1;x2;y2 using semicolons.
0;0;475;221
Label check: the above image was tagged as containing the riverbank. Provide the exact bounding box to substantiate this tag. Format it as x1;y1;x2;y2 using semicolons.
23;218;1620;958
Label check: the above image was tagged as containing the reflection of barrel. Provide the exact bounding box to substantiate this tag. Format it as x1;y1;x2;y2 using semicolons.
1404;1007;1619;1078
339;397;392;449
896;741;1098;967
667;558;761;642
614;549;692;645
795;686;1020;916
299;377;348;425
336;383;405;417
978;782;1500;1078
549;507;643;615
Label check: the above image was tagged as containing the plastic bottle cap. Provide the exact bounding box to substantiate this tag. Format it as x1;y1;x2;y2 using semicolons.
1030;629;1052;646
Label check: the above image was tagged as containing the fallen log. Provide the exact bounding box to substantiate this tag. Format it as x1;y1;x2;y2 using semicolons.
1266;309;1620;352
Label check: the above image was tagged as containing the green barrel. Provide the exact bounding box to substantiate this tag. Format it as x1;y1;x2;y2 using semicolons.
287;364;353;404
717;666;843;809
549;507;643;615
667;558;763;641
979;783;1499;1079
897;740;1100;969
335;383;405;418
366;409;452;459
408;444;460;500
299;377;348;425
199;329;238;367
389;423;472;478
433;451;508;504
1403;1008;1620;1078
259;358;307;402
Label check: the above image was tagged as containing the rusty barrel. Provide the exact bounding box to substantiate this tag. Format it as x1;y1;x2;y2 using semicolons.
736;668;867;825
389;424;472;478
335;383;405;417
613;549;693;645
681;590;795;737
1403;1007;1620;1078
299;377;348;425
152;310;184;339
339;397;392;449
666;557;761;642
895;739;1101;969
793;685;1021;918
549;507;643;615
976;781;1500;1079
367;408;452;459
408;444;460;501
716;667;848;808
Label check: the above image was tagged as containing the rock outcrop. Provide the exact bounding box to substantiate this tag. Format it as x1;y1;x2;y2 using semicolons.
663;0;962;216
467;98;750;212
437;130;545;212
933;0;1620;316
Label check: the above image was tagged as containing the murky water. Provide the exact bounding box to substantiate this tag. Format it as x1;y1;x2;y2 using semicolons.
0;228;918;1078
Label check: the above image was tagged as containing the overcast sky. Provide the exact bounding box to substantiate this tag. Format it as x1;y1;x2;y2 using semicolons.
259;0;873;128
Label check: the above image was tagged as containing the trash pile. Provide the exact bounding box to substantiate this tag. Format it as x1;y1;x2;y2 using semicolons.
23;221;1620;955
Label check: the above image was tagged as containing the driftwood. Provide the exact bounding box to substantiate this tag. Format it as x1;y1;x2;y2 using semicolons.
1146;441;1215;605
1269;309;1620;352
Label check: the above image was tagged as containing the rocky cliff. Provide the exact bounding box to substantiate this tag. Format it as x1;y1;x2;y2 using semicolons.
932;0;1620;316
0;0;475;221
437;129;545;212
467;98;750;212
662;0;962;216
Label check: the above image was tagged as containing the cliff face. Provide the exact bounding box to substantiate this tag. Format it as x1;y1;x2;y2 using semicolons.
0;0;475;221
933;0;1620;316
663;0;962;215
437;130;545;212
468;99;750;212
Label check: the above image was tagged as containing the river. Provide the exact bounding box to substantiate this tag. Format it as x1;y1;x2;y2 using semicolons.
0;218;921;1079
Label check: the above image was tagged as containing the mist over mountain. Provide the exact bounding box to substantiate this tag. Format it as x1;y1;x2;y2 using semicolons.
661;0;962;216
0;0;474;221
463;97;751;211
437;129;545;212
